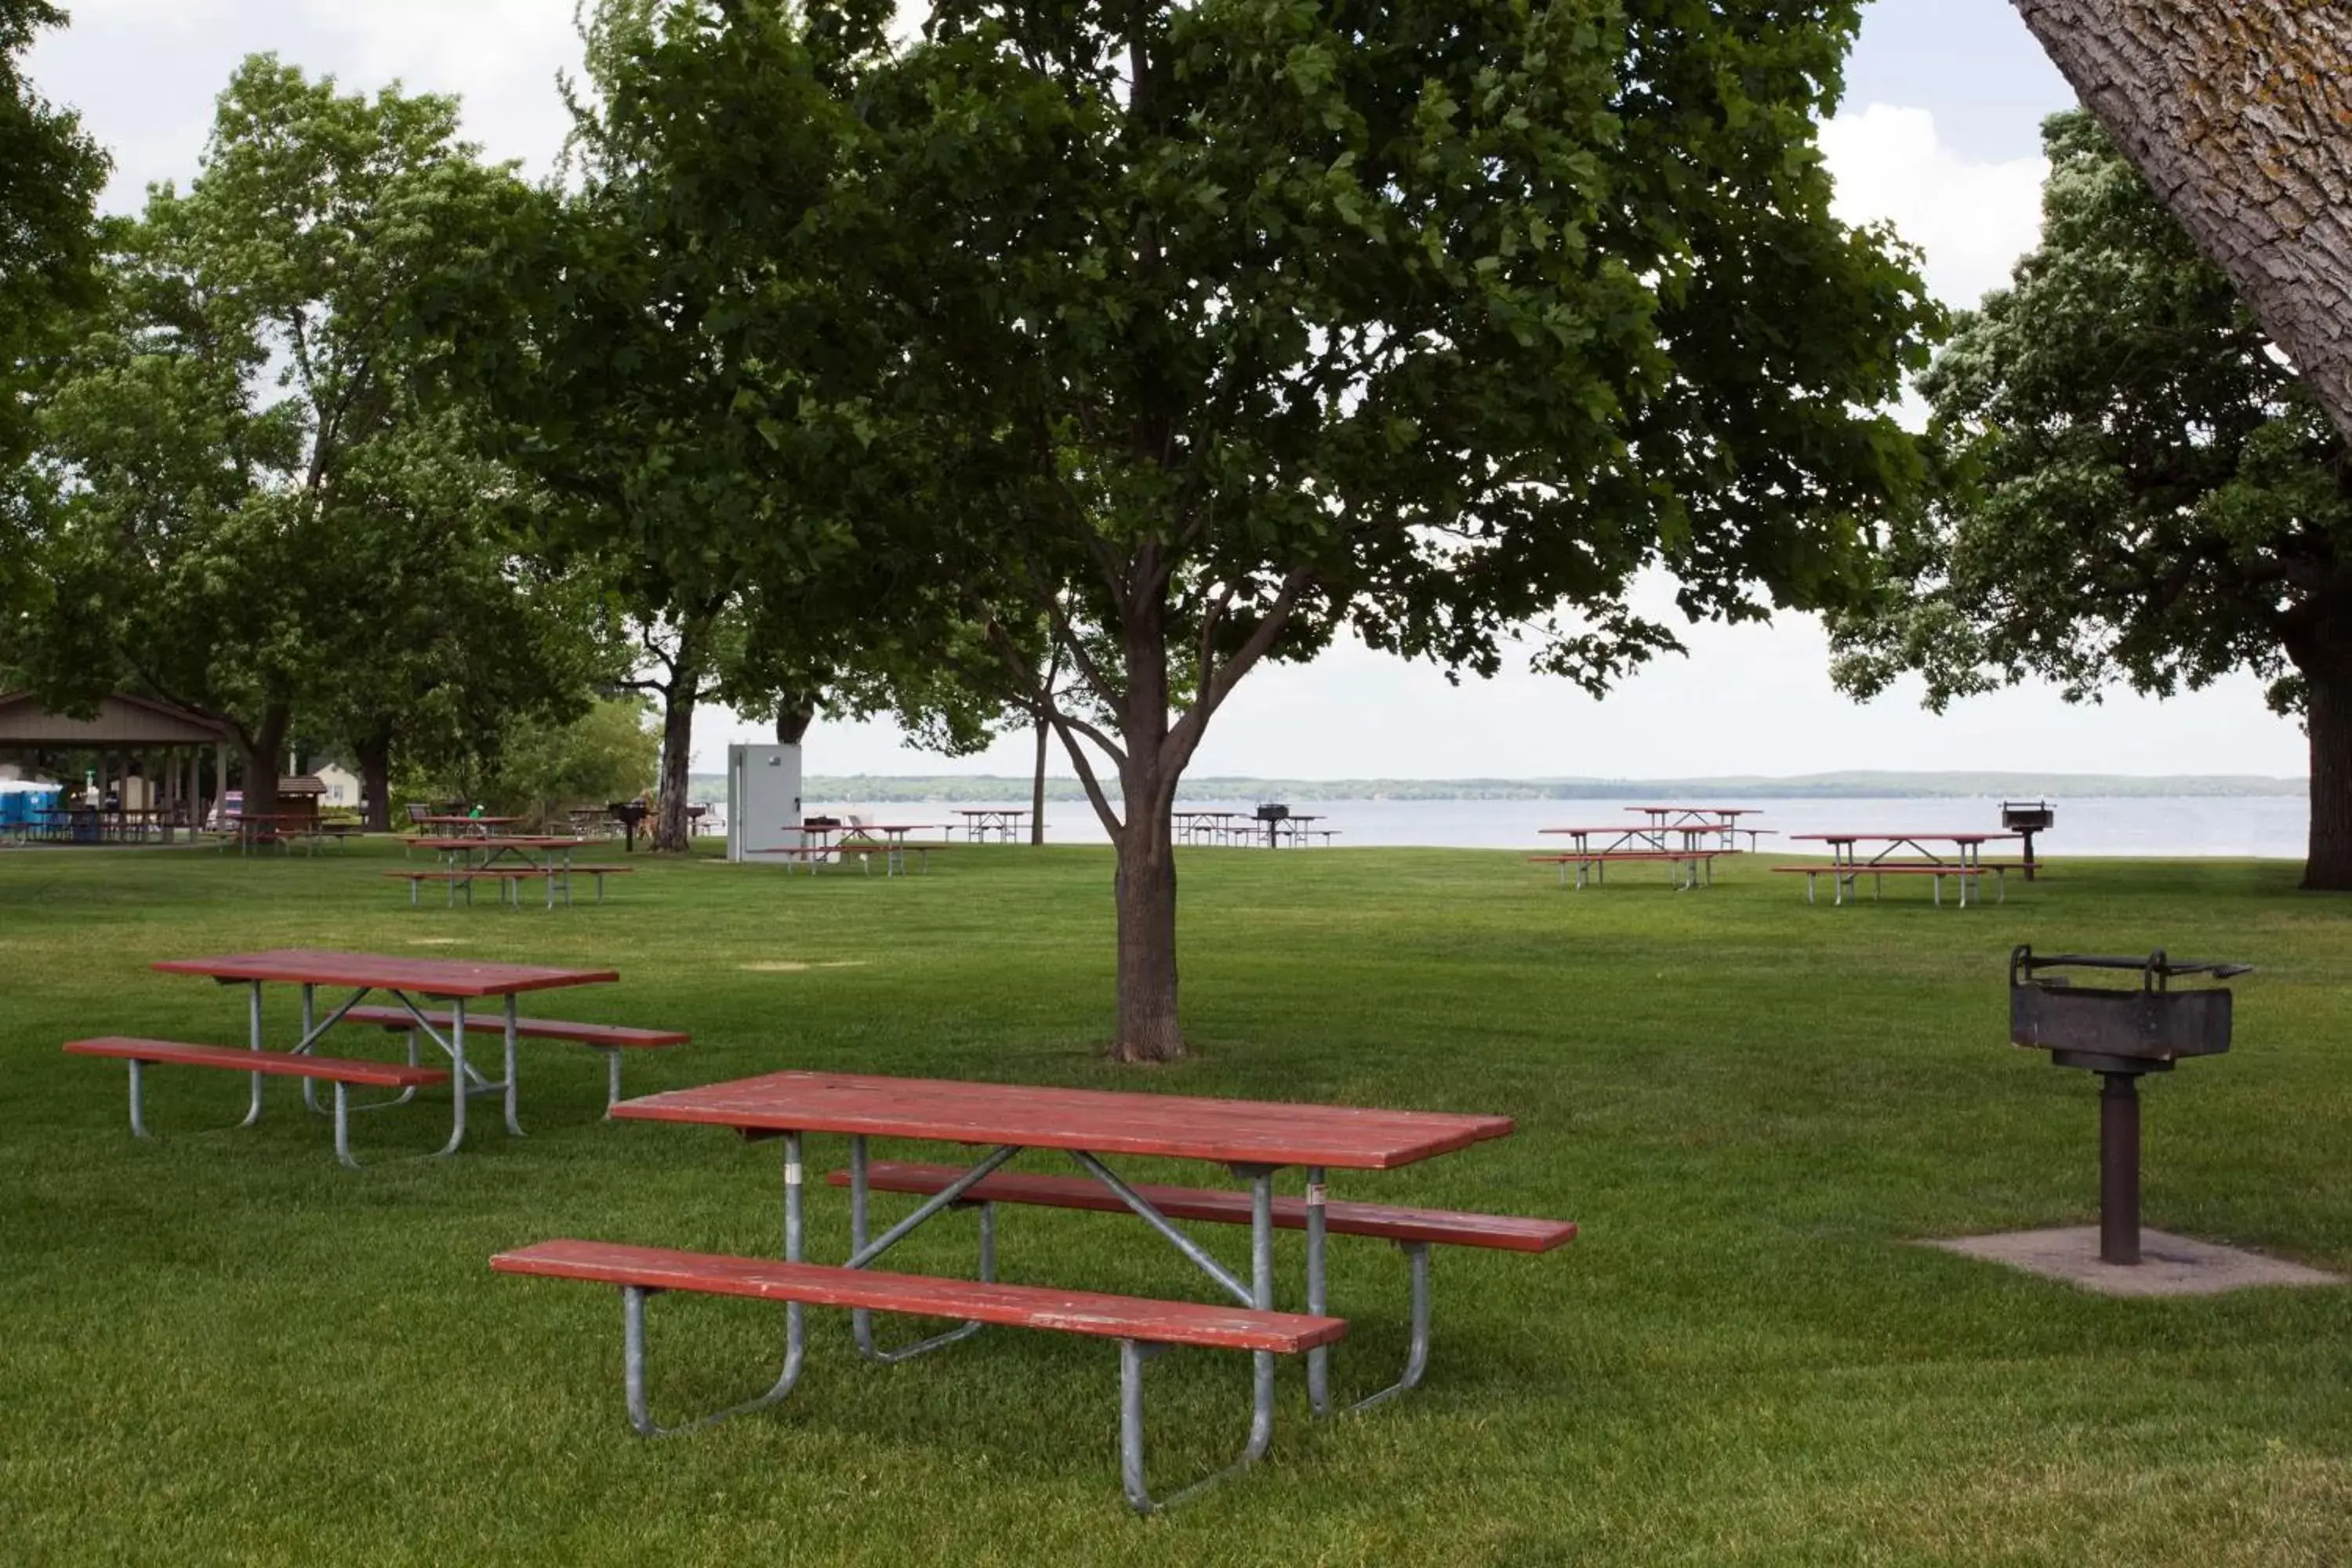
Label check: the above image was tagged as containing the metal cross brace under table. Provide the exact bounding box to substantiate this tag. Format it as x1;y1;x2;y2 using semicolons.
608;1071;1509;1512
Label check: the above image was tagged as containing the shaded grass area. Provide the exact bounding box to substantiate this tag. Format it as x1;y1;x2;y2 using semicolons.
1;839;2347;1565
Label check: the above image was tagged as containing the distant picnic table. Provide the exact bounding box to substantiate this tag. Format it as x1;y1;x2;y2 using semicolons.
66;948;622;1166
760;823;951;877
955;808;1030;842
1778;831;2023;908
493;1069;1573;1511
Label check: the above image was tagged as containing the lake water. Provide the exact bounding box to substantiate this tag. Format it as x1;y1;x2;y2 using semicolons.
793;795;2311;858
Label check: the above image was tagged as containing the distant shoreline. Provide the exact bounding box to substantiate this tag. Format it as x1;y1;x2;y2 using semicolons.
691;770;2305;804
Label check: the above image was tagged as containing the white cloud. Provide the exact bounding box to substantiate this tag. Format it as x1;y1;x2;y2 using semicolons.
1819;103;2047;312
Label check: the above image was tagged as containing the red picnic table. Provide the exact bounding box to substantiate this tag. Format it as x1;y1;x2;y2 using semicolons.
761;823;953;877
495;1069;1571;1510
1623;806;1771;850
143;949;617;1159
1780;832;2023;907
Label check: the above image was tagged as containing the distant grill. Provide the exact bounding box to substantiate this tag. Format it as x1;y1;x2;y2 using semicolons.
1999;799;2053;880
1254;804;1290;822
608;800;650;852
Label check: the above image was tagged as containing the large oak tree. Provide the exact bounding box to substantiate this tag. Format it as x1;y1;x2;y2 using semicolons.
1830;114;2352;887
569;0;1940;1060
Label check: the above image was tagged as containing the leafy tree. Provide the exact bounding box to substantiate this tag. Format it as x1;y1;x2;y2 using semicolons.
1831;112;2352;887
447;694;659;826
435;2;1019;852
574;0;1938;1059
22;57;574;811
0;0;106;620
2013;2;2352;447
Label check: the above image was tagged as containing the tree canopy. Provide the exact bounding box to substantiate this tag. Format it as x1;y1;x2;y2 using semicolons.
1829;111;2352;886
0;0;106;620
558;0;1941;1058
18;57;600;816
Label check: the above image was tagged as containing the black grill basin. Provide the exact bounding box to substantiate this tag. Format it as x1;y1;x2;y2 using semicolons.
2000;799;2056;832
2009;947;2245;1073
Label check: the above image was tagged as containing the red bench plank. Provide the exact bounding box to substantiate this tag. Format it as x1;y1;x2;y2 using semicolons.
1771;865;1991;875
64;1036;451;1089
1529;851;1718;863
831;1162;1577;1253
612;1070;1513;1170
491;1240;1348;1352
343;1005;686;1048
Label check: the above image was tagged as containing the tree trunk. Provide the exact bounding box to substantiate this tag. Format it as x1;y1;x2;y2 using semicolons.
2298;643;2352;891
1112;820;1183;1062
2013;2;2352;445
775;695;815;746
1031;710;1049;845
652;614;711;853
654;681;695;852
240;706;289;826
354;726;393;833
1109;602;1184;1062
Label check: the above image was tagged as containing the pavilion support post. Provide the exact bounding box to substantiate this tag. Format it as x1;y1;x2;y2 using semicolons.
215;741;230;826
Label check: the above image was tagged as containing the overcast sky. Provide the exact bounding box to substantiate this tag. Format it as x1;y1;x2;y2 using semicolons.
25;0;2309;780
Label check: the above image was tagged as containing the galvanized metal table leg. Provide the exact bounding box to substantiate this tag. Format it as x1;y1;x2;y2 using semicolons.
301;983;324;1116
1305;1166;1330;1417
127;1058;152;1138
502;993;524;1135
242;981;266;1127
1118;1165;1279;1513
601;1047;623;1116
332;1081;360;1170
434;998;470;1156
1344;1243;1432;1413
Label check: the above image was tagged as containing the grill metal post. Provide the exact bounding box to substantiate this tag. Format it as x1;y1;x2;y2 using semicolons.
2099;1072;2141;1265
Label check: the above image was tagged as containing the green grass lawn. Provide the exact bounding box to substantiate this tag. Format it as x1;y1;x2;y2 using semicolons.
2;838;2347;1565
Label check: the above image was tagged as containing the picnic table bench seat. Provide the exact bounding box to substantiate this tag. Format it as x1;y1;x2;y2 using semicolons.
385;864;632;909
343;1004;686;1111
1773;862;2005;907
828;1161;1577;1252
64;1036;451;1169
1530;848;1719;891
493;1238;1345;1510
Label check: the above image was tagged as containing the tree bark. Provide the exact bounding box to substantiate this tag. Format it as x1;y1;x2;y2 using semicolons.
2295;633;2352;891
775;695;815;746
2013;2;2352;444
354;725;393;832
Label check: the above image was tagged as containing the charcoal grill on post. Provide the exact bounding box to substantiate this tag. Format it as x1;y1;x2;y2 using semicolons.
608;800;649;852
2000;800;2054;881
2009;946;2250;1265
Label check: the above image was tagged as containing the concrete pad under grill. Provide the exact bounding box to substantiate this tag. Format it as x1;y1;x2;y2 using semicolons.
1925;1226;2344;1297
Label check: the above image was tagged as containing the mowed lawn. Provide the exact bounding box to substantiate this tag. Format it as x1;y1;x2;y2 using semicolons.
2;838;2347;1566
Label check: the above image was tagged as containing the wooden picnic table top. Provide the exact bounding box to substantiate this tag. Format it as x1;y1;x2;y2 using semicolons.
612;1069;1514;1171
1627;805;1762;818
412;836;591;850
1787;831;2019;843
152;947;619;998
415;814;523;826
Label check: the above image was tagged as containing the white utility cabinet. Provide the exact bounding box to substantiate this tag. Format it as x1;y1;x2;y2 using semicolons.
726;742;805;863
